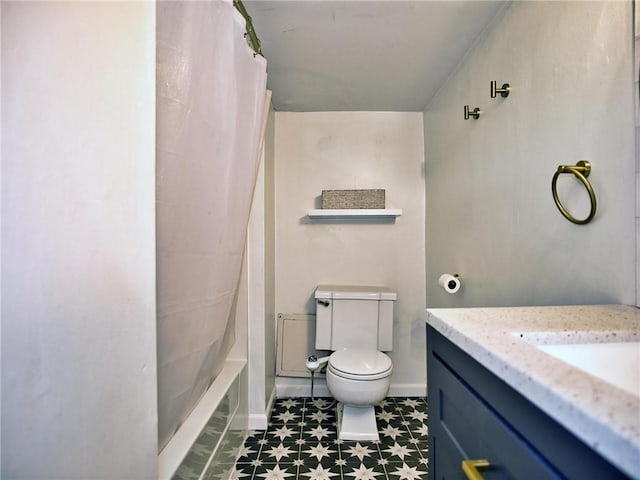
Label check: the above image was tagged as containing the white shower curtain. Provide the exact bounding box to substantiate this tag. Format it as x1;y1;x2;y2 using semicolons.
156;0;268;449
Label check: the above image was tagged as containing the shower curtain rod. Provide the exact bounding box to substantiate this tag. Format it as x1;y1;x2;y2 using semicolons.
233;0;262;56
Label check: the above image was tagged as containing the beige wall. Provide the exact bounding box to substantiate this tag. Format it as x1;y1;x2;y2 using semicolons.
274;112;426;392
2;2;157;478
424;1;636;308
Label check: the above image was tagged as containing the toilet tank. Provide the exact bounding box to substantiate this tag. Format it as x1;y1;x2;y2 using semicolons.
314;285;396;351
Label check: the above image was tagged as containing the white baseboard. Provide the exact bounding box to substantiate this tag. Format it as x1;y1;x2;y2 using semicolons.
266;386;277;418
248;385;276;430
249;386;278;430
387;384;427;397
248;413;268;430
275;377;426;399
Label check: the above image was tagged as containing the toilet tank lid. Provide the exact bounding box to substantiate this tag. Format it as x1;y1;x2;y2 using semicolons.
315;285;397;301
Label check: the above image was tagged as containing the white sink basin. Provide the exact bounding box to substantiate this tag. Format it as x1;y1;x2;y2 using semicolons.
536;342;640;397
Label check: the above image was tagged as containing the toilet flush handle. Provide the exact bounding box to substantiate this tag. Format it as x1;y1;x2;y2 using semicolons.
317;299;330;307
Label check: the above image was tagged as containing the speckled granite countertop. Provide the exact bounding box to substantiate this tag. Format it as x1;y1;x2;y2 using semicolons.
426;304;640;479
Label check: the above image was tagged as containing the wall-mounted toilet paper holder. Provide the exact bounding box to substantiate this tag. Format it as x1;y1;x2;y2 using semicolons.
439;274;461;294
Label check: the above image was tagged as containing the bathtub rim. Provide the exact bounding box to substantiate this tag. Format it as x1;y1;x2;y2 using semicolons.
157;359;246;480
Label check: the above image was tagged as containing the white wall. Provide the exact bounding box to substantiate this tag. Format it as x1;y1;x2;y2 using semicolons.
424;1;636;308
264;110;277;406
246;136;267;426
246;108;277;427
275;112;426;393
2;3;157;478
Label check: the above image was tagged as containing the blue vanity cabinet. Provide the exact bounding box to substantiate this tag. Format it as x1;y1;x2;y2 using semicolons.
426;325;631;480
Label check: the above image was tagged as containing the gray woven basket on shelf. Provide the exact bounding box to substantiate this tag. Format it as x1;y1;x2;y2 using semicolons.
321;189;385;209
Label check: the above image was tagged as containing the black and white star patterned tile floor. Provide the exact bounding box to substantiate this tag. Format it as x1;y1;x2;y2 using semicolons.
233;397;429;480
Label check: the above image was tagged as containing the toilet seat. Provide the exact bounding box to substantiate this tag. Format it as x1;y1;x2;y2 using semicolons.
328;348;392;381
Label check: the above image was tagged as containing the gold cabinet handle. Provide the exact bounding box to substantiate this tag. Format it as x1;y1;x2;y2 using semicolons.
462;459;490;480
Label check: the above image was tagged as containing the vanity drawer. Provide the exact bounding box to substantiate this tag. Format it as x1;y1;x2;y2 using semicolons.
430;349;560;479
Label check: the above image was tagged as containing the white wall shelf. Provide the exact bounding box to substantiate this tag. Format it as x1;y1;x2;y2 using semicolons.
307;208;402;219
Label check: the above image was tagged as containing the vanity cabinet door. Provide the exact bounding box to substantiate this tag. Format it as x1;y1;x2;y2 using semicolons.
429;347;561;480
427;325;633;480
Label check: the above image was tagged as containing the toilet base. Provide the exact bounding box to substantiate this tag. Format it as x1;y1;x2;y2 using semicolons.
336;403;379;441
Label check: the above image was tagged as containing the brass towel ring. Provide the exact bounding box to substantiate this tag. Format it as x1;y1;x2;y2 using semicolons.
551;161;597;225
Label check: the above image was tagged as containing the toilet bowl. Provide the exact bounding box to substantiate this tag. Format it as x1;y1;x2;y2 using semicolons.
325;348;392;441
326;348;392;405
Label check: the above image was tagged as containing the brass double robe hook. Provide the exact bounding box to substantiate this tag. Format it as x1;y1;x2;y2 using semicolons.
490;81;510;98
464;105;481;120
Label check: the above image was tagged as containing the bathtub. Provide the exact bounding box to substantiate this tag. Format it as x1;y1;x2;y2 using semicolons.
158;360;247;480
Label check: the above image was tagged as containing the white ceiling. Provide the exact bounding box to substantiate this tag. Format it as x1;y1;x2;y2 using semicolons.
245;0;507;111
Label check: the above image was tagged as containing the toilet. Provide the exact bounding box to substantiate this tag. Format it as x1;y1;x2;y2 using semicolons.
315;285;396;441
